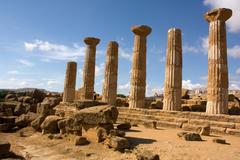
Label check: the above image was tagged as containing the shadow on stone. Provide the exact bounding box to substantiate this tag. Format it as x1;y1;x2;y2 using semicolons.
124;129;142;133
1;151;25;160
127;136;156;148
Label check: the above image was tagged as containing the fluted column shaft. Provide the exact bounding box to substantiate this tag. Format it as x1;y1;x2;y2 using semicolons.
205;8;232;114
63;61;77;102
163;28;182;111
81;37;100;100
102;41;118;105
129;25;151;108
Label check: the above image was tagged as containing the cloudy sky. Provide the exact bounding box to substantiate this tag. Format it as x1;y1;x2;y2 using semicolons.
0;0;239;96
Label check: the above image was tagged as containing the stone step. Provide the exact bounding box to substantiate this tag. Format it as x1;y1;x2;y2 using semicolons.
119;112;188;124
118;107;240;123
117;116;182;129
119;112;240;130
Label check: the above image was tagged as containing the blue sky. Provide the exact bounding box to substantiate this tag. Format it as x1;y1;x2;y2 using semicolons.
0;0;239;96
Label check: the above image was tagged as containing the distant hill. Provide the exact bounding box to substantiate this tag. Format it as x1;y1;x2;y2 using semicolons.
0;88;60;94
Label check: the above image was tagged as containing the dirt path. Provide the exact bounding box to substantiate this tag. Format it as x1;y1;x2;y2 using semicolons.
1;126;240;160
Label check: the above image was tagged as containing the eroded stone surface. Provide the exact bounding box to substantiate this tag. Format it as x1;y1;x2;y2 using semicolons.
205;8;232;114
81;37;100;100
129;25;152;109
102;41;118;105
163;28;182;111
74;105;118;124
63;61;77;103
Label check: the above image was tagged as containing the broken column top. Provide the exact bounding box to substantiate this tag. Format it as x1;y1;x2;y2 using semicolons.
204;8;232;22
108;41;118;47
168;28;181;33
131;25;152;36
84;37;100;46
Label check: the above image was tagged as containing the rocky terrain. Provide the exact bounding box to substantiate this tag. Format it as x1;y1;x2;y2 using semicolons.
0;88;240;160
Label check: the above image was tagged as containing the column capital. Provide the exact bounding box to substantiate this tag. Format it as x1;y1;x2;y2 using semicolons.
168;28;181;34
131;25;152;36
108;41;118;47
84;37;100;46
204;8;232;23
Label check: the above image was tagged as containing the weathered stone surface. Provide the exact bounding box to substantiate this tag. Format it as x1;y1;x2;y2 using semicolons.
177;131;188;138
37;97;61;116
163;28;182;111
205;8;232;114
199;125;210;136
41;115;62;134
225;128;240;136
212;138;227;144
104;136;129;152
82;123;113;143
74;136;89;145
0;141;11;157
181;89;190;99
182;133;202;141
129;25;151;109
15;112;38;128
150;101;163;109
58;118;82;135
136;150;160;160
31;115;46;131
117;122;131;130
63;61;77;103
74;105;118;124
29;89;47;102
102;41;118;105
109;129;125;137
81;37;100;100
5;94;17;101
0;116;15;132
14;103;27;116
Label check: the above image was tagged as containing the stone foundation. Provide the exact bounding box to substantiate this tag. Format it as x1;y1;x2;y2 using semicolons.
117;107;240;136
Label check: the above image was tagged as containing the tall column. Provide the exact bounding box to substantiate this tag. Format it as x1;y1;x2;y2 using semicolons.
163;28;182;111
129;25;152;108
102;41;118;105
204;8;232;114
81;37;100;100
63;61;77;102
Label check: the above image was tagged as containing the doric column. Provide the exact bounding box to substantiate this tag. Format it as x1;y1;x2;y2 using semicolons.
63;61;77;102
102;41;118;105
129;25;152;108
81;37;100;100
163;28;182;111
204;8;232;114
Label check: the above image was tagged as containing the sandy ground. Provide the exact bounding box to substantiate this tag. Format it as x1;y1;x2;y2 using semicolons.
1;126;240;160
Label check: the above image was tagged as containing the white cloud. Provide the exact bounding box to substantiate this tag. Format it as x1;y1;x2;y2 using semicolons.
146;85;164;97
228;45;240;58
8;70;20;75
183;44;199;54
118;82;130;95
236;68;240;75
119;48;132;62
182;80;204;90
95;63;105;77
200;36;208;54
24;40;86;60
17;59;34;67
47;80;59;86
203;0;240;33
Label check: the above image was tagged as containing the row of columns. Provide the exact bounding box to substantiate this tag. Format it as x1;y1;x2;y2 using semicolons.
62;8;232;115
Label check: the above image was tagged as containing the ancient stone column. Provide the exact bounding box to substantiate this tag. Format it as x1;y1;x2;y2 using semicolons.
204;8;232;114
81;37;100;100
63;61;77;102
102;41;118;105
163;28;182;111
129;25;152;108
